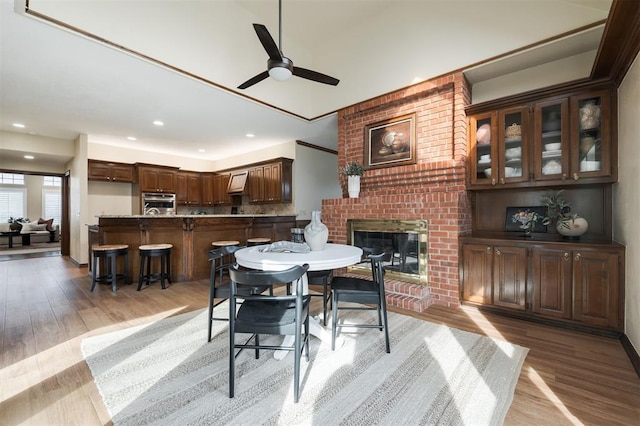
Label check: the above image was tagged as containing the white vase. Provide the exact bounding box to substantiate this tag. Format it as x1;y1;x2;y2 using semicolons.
304;210;329;251
348;175;360;198
557;217;588;238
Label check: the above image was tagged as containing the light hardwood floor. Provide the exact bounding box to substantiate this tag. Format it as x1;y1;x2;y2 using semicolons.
1;254;638;425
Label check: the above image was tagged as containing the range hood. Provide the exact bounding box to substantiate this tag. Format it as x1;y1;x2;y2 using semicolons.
227;171;248;194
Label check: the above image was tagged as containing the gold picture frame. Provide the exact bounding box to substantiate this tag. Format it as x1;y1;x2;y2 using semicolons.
364;113;416;169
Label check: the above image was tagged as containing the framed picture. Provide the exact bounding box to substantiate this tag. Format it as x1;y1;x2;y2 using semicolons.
364;113;416;169
505;206;547;232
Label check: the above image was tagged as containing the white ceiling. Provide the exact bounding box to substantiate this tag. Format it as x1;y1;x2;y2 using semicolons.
0;0;612;166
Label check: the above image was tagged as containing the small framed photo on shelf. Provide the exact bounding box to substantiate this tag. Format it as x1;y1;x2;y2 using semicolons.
505;206;547;233
364;113;416;170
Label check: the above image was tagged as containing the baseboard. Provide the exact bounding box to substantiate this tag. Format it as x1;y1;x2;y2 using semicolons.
620;334;640;378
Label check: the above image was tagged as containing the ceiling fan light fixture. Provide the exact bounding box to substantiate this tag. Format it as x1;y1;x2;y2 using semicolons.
269;66;292;81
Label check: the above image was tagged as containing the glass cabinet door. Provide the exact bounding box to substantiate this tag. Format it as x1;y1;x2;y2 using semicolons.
533;99;569;181
498;106;529;185
570;89;611;179
469;112;497;186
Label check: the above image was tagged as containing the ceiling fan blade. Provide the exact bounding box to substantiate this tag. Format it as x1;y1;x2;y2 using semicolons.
238;71;270;89
253;23;282;61
292;67;339;86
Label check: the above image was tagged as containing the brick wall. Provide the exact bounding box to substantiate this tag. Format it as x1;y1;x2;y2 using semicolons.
323;72;472;311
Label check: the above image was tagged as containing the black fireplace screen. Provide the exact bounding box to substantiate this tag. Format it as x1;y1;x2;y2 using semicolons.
347;219;428;284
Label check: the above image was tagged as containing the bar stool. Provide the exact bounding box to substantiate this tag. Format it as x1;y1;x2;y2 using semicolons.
247;237;271;247
91;244;130;293
137;243;173;290
211;240;241;277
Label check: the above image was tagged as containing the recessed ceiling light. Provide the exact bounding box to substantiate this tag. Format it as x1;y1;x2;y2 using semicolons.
246;133;255;138
198;149;206;153
153;120;164;126
12;123;26;128
24;155;34;160
127;136;137;141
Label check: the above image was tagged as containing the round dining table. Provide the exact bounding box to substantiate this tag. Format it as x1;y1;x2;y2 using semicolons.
234;243;363;358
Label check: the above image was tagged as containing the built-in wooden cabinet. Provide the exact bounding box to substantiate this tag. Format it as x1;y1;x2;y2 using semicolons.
88;160;134;183
247;158;293;204
462;243;527;311
212;174;232;205
136;164;177;193
468;83;616;189
201;173;215;206
176;171;201;206
462;238;624;334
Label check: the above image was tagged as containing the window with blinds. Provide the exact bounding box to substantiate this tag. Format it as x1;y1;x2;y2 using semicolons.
0;188;26;223
42;176;62;229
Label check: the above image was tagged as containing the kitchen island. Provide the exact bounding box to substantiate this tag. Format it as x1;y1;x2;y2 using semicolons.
96;215;297;283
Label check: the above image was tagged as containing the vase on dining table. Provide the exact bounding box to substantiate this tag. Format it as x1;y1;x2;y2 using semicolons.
304;210;328;251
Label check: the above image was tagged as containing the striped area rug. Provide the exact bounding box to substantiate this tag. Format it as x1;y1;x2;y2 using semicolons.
82;304;528;425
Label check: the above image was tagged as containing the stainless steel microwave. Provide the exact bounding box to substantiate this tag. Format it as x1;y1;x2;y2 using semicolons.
142;192;176;215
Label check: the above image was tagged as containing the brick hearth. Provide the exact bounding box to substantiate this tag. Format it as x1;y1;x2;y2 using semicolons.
322;72;472;312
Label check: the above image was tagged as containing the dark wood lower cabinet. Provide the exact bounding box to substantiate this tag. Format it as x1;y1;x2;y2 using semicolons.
97;216;296;282
462;238;624;334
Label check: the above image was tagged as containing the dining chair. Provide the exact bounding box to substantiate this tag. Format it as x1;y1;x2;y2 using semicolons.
307;269;333;325
206;246;270;343
228;263;310;403
330;247;391;353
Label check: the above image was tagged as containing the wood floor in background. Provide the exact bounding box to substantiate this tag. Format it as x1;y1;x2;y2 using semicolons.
1;255;638;425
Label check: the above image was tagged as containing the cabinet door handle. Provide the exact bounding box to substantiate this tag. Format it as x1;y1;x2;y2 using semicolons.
574;253;581;261
495;249;502;256
491;179;496;186
486;246;491;254
573;173;579;181
563;252;570;261
562;173;567;180
500;178;505;185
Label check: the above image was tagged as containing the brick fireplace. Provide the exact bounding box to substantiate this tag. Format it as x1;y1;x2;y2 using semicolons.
322;72;472;312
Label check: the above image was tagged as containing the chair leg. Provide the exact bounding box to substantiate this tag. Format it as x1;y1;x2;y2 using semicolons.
331;291;338;351
294;315;301;403
254;334;260;359
166;253;172;283
137;254;145;291
160;255;166;289
207;284;215;343
110;254;117;293
91;255;98;292
382;298;390;354
322;279;329;326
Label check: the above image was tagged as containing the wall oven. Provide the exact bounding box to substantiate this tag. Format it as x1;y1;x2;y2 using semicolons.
142;193;176;215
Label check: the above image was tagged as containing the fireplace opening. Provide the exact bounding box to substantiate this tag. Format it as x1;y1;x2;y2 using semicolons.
347;219;428;284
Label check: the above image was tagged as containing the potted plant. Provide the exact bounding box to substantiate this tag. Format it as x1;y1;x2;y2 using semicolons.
340;160;365;198
8;217;29;232
539;190;588;239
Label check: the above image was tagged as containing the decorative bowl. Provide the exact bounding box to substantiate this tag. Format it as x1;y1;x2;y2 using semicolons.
544;142;561;151
484;168;492;178
505;147;521;160
480;154;490;161
504;167;517;177
477;124;491;145
580;160;601;172
505;123;521;138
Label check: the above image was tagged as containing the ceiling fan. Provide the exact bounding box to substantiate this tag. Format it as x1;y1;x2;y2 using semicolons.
237;0;339;89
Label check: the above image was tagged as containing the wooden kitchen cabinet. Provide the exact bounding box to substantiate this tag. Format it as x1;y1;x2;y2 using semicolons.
461;243;527;310
201;173;215;206
248;158;293;204
136;164;178;193
467;82;616;189
248;166;265;203
212;173;232;205
88;160;134;183
463;238;624;333
176;171;201;206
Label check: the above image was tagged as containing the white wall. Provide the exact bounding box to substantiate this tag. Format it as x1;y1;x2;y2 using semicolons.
0;131;73;173
67;134;89;265
87;181;133;221
293;143;341;220
615;52;640;353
